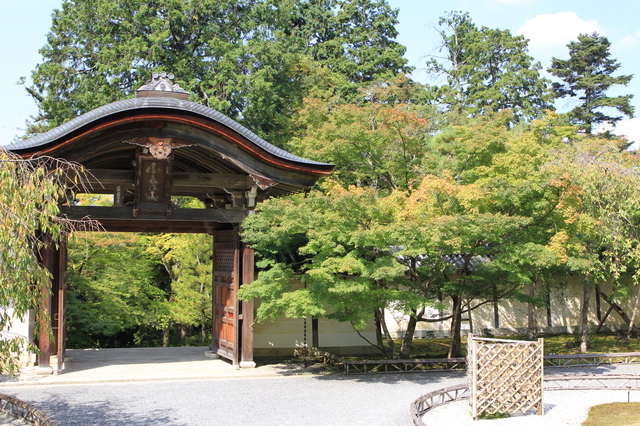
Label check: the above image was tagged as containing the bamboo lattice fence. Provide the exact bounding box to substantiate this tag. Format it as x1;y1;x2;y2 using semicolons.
467;334;544;420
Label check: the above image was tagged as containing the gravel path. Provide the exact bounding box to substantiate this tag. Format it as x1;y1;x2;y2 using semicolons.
0;363;639;425
0;372;466;425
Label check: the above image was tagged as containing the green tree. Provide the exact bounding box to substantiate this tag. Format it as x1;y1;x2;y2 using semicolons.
401;112;569;357
240;112;573;358
289;76;431;191
238;182;419;358
144;232;213;346
0;149;88;375
24;0;410;147
66;233;168;348
548;32;634;134
288;0;410;96
546;136;640;352
427;11;552;122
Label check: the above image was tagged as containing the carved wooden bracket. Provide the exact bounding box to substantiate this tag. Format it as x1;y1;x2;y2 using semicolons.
126;136;195;159
250;174;278;190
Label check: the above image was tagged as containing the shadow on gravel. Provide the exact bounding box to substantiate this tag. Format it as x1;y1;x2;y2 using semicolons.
309;368;467;385
9;394;183;426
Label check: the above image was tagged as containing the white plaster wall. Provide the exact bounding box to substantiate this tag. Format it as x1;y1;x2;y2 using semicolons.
1;307;33;343
387;277;640;338
253;316;377;356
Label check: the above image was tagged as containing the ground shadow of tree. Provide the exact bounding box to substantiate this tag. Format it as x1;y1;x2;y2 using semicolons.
7;394;184;426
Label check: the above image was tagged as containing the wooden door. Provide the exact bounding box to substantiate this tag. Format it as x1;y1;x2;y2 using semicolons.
212;230;240;365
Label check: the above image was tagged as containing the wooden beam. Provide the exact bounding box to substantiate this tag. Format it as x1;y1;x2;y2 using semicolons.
73;169;254;193
59;205;248;223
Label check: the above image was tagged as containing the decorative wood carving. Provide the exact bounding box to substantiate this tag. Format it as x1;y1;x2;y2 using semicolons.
250;174;277;190
136;72;189;99
126;136;194;159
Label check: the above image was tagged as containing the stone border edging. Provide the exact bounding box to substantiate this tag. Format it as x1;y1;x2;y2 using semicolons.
409;374;640;426
0;392;54;425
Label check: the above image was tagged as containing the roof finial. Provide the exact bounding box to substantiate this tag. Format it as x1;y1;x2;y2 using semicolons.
136;72;189;100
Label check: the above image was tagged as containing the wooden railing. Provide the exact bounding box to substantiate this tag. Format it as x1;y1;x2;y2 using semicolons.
410;374;640;426
306;350;640;374
341;357;466;374
0;392;54;425
544;352;640;367
409;384;469;426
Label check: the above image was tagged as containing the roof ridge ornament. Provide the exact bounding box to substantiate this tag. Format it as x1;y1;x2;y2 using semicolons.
136;72;189;100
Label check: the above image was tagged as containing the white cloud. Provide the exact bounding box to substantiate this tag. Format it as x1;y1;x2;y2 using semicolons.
517;12;604;58
618;29;640;51
611;118;640;150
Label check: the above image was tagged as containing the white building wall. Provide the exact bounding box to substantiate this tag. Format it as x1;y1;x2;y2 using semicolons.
387;277;640;338
253;316;377;357
1;307;35;366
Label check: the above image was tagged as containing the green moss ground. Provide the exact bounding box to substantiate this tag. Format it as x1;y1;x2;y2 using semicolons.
397;332;640;358
582;402;640;426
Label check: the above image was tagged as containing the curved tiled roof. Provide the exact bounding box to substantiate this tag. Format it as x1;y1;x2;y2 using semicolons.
6;96;329;167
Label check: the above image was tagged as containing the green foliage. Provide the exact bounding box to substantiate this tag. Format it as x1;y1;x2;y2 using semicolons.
427;11;553;122
66;230;213;348
547;136;640;282
0;149;80;375
66;233;169;348
241;112;598;358
25;0;410;147
240;184;410;331
548;32;634;134
289;76;431;190
145;233;213;332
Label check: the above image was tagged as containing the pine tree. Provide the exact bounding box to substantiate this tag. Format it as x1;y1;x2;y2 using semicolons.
427;11;552;122
24;0;410;147
548;32;634;134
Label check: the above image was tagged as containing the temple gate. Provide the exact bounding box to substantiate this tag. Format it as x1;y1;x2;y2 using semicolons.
7;72;332;372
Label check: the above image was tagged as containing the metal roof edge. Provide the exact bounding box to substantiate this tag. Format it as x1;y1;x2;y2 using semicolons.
6;97;331;168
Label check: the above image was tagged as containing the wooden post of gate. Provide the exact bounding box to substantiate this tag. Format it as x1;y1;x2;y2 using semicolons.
468;333;544;420
36;234;55;374
239;243;256;368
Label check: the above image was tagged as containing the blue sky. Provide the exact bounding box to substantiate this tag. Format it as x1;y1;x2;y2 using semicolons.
2;0;640;147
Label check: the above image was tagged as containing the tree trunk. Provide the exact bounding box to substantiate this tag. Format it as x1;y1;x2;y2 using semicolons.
580;274;591;353
374;308;396;359
595;283;602;324
162;327;170;347
374;310;384;349
467;297;473;334
493;283;500;328
179;324;188;343
400;314;418;358
626;284;640;344
527;283;537;340
448;294;463;358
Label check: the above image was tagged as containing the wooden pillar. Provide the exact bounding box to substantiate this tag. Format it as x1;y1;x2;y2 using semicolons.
55;234;68;373
210;234;217;353
312;318;319;348
36;235;54;373
232;233;241;368
240;243;256;368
